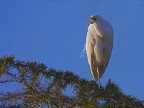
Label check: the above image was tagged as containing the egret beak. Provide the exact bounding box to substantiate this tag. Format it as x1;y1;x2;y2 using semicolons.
86;17;95;26
89;17;95;20
86;17;95;21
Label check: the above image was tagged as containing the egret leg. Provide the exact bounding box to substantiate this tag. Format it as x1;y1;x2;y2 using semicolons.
97;67;100;81
97;67;101;86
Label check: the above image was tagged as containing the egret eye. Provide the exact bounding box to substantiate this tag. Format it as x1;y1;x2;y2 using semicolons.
94;17;97;21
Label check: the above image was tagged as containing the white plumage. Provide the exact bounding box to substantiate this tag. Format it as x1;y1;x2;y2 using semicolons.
86;14;113;80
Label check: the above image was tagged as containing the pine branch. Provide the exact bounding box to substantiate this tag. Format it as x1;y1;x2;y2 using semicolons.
0;56;143;108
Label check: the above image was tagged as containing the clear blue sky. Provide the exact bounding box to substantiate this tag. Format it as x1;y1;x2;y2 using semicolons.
0;0;144;100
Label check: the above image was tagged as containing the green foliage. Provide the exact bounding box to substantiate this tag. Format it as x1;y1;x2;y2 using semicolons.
0;56;143;108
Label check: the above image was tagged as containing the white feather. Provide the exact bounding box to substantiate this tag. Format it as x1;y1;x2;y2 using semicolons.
85;15;113;80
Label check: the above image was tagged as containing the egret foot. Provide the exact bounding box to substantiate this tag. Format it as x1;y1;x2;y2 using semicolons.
96;80;101;87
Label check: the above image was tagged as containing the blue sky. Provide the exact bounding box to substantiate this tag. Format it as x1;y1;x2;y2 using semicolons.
0;0;144;100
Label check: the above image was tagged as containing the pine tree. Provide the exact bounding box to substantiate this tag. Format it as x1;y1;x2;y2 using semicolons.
0;56;143;108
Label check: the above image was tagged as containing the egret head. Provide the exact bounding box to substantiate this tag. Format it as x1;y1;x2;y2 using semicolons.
87;14;98;25
89;14;97;21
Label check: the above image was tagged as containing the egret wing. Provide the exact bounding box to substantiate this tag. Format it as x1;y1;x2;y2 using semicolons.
86;25;99;80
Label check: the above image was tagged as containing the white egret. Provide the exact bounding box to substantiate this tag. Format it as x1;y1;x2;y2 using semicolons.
85;14;113;81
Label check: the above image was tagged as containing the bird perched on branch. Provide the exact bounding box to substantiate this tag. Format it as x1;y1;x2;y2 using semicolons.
85;14;113;81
